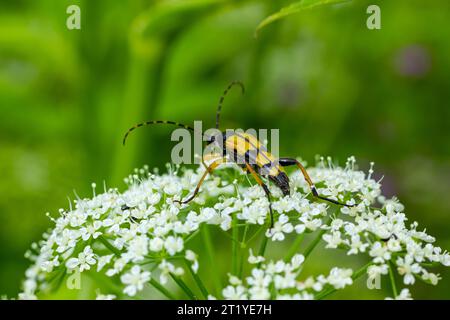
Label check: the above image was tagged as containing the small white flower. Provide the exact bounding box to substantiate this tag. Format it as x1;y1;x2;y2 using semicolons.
19;279;37;300
340;202;359;216
367;264;388;280
240;201;268;225
323;231;344;249
158;260;184;284
278;292;314;300
185;250;199;273
246;269;271;288
106;258;126;277
163;180;182;195
96;292;116;300
326;268;353;289
299;215;323;231
396;255;422;285
329;219;344;231
294;223;306;234
386;238;402;252
265;260;286;275
198;207;216;222
124;235;148;262
80;221;103;241
290;254;305;269
164;236;184;256
149;237;164;252
55;229;79;253
405;240;425;262
40;256;60;273
97;254;113;272
120;266;151;296
66;246;96;272
248;286;270;300
397;288;413;300
18;292;37;300
223;285;246;299
369;242;391;263
421;270;440;285
273;272;296;290
228;274;242;286
273;197;296;213
248;249;265;264
266;214;293;241
386;288;412;300
347;235;369;255
441;252;450;266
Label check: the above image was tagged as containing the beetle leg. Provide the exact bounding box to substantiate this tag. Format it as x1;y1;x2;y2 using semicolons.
175;158;225;205
279;157;355;207
241;166;251;174
245;162;274;229
202;152;224;168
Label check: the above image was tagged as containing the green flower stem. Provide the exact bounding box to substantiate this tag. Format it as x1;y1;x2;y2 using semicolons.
269;282;277;300
246;225;264;244
231;214;239;275
149;278;176;300
202;225;222;296
184;229;200;243
284;233;305;262
238;257;245;279
241;224;249;246
235;223;254;227
98;236;121;256
303;229;326;259
47;268;65;286
316;261;372;300
303;216;333;259
256;232;268;269
237;225;250;278
388;261;398;297
220;230;241;244
169;272;197;300
184;259;209;299
258;234;269;259
420;262;440;268
86;272;124;298
50;268;67;293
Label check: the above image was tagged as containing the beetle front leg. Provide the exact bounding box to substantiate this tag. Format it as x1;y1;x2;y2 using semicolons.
175;158;225;205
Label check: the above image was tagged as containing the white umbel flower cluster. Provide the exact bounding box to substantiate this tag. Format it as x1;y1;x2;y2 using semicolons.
221;253;353;300
19;158;450;300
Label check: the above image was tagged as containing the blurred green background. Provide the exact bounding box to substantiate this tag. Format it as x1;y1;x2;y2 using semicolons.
1;0;449;299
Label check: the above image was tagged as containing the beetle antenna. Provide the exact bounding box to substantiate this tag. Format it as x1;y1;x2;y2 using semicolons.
215;81;245;129
123;120;195;146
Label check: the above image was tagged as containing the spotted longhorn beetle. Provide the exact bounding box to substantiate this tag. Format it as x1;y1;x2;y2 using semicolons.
123;81;355;228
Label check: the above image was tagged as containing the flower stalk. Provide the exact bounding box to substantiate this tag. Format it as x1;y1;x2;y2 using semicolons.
388;261;398;298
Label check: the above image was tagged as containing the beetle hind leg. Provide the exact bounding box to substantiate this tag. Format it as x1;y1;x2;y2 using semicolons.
279;157;355;208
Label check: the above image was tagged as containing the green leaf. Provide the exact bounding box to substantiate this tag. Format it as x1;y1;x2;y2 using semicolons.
255;0;351;36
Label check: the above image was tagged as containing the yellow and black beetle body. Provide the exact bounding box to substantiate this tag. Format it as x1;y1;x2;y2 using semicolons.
123;81;354;228
218;130;291;195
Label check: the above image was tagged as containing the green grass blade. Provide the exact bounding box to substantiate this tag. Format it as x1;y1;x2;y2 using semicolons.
256;0;351;36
